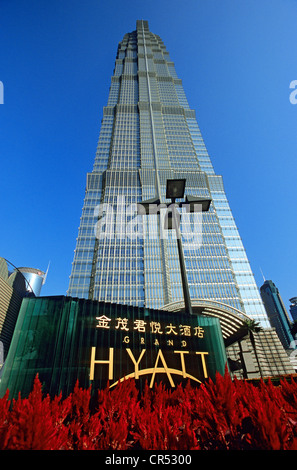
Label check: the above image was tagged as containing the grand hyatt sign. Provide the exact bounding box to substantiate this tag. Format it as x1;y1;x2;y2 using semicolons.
90;347;209;388
89;311;227;389
0;296;228;400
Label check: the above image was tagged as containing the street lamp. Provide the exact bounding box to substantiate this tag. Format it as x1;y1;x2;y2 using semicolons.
138;179;212;316
185;195;212;213
165;180;211;315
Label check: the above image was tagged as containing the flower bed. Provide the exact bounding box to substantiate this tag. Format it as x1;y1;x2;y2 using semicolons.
1;370;297;450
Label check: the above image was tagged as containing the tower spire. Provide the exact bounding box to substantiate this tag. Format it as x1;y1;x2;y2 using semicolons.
260;267;266;283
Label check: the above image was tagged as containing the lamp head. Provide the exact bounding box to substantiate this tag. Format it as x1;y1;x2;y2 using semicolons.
185;195;212;212
166;179;186;200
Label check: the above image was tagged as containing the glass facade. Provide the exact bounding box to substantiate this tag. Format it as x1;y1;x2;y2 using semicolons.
68;20;270;328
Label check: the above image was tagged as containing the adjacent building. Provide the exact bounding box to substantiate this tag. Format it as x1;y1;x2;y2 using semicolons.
260;280;294;350
0;257;46;361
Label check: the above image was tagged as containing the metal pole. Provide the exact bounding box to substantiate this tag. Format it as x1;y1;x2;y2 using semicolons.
171;203;193;315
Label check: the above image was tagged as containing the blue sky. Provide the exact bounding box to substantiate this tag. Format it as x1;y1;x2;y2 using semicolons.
0;0;296;314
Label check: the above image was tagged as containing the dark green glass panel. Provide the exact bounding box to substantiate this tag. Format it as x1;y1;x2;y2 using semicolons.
0;296;227;400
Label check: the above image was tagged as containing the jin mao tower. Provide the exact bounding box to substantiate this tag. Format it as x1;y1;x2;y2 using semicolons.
68;20;270;329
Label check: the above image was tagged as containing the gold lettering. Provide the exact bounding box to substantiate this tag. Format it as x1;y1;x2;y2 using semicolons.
123;336;130;344
167;339;174;346
150;350;175;388
194;326;205;338
115;317;129;331
165;323;178;335
150;321;163;334
126;349;146;379
196;352;209;378
181;340;187;347
179;325;191;336
95;315;111;329
174;351;189;378
134;319;146;332
90;347;114;380
140;337;145;344
109;348;204;389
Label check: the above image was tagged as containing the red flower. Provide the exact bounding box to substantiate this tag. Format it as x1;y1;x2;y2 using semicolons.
1;371;297;450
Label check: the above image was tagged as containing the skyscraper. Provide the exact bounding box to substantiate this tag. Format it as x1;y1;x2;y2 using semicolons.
68;20;270;329
260;280;294;350
290;297;297;322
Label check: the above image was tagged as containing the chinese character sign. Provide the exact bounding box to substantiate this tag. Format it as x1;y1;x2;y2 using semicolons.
91;308;226;389
0;296;227;401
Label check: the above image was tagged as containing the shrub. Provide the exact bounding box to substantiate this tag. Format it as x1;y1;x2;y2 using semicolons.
0;371;297;450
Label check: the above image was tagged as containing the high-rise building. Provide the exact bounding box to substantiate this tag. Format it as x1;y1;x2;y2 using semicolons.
260;280;294;350
68;20;270;329
0;257;45;361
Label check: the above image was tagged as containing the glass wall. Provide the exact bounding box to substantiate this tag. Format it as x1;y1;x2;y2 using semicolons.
0;296;227;400
68;20;270;328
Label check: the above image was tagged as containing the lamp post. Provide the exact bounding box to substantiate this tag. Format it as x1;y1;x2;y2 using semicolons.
138;179;212;315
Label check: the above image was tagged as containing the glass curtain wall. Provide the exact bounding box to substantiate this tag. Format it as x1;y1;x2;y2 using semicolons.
68;20;270;328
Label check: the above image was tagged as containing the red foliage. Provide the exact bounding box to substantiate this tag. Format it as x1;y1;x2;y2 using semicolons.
1;370;297;450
